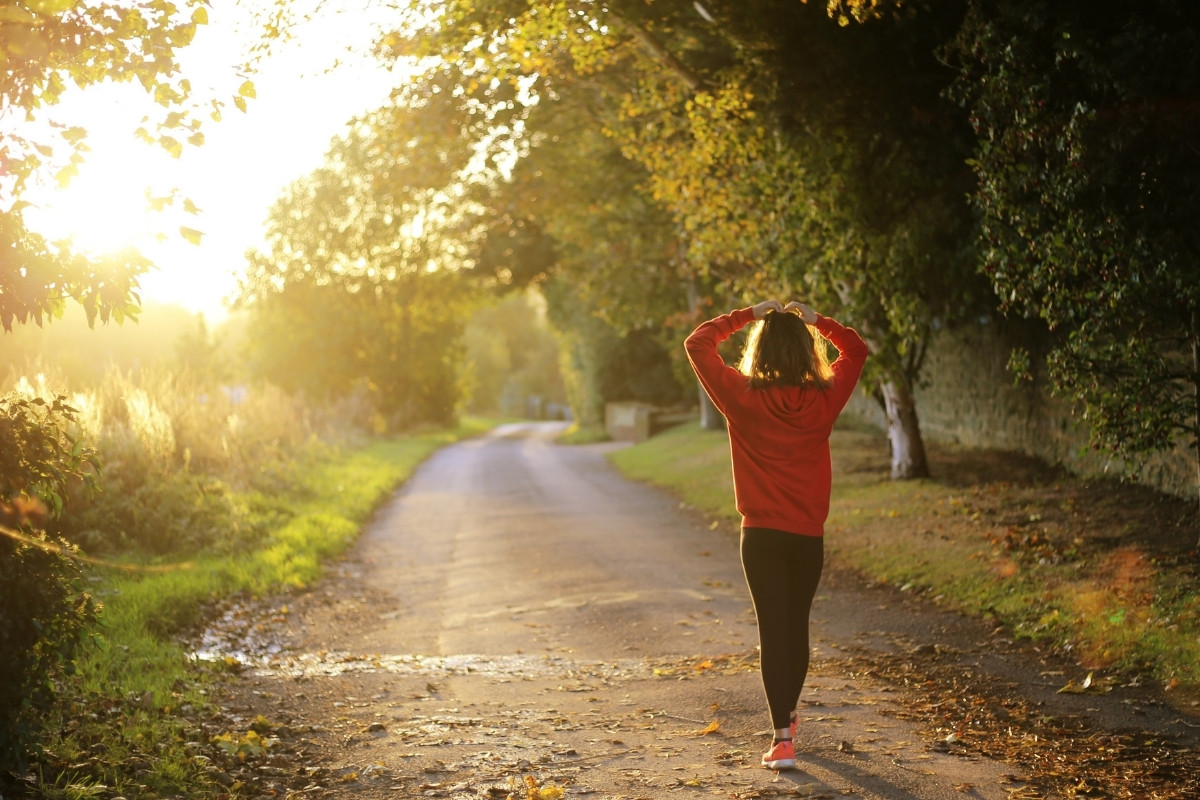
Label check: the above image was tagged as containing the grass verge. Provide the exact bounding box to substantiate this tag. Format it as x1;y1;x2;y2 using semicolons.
608;421;1200;701
555;422;611;445
30;419;494;799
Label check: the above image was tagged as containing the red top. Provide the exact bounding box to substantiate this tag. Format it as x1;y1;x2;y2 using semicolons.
685;307;869;536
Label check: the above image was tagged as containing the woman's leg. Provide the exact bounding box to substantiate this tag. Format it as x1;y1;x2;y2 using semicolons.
740;528;825;731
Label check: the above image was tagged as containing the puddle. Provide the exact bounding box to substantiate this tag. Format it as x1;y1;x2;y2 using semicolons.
189;602;289;665
197;650;655;680
189;596;743;681
190;606;655;679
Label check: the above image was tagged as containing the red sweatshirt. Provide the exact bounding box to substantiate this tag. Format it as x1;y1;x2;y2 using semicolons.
685;307;869;536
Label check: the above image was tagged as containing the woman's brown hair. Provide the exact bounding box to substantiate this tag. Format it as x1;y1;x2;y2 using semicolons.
738;309;833;391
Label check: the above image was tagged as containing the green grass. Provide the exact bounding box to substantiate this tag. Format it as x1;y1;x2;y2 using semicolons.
555;422;611;445
36;418;496;798
607;423;736;518
607;420;1200;698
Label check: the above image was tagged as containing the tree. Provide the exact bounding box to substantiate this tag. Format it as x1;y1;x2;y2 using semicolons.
174;315;230;385
608;0;984;478
1;0;231;330
487;88;696;425
390;0;986;477
951;0;1200;512
237;73;494;428
371;40;701;429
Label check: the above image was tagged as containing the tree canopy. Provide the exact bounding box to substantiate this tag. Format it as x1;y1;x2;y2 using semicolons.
355;0;1199;493
376;0;989;477
235;68;506;427
952;0;1200;484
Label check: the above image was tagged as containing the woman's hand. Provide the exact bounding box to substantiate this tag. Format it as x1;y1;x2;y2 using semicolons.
784;301;819;325
752;299;784;319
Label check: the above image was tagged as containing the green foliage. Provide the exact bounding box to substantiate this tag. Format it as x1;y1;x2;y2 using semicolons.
0;535;97;774
951;0;1200;478
489;87;694;422
242;270;472;430
40;366;351;555
0;393;96;514
0;392;99;772
0;238;149;332
0;359;362;564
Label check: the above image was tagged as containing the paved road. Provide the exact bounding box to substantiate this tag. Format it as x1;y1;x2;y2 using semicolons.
345;421;760;660
211;422;1040;799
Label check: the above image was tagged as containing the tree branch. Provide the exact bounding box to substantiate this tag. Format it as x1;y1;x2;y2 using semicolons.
606;11;708;94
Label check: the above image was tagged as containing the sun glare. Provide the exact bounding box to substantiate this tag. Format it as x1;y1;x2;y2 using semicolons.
19;77;189;260
16;0;403;322
31;147;171;257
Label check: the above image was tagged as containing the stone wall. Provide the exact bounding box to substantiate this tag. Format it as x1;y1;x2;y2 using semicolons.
843;318;1197;500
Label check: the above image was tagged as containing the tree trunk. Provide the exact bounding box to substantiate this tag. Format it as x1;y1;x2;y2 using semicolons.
684;270;726;431
698;383;726;431
1191;308;1200;547
879;377;930;480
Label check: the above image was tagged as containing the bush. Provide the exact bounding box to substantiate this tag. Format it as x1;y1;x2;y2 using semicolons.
0;394;99;773
0;534;97;774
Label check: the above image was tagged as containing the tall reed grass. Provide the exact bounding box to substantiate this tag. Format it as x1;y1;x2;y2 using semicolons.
3;362;372;557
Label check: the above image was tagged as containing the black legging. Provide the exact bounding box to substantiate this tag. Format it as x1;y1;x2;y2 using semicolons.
740;527;825;731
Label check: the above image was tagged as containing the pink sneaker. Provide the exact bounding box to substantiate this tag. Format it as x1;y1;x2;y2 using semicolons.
761;738;795;770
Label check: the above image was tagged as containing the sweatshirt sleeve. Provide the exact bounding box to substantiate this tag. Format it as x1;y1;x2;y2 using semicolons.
684;306;756;415
814;314;870;414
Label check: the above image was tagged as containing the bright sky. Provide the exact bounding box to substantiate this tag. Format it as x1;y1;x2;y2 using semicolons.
21;2;403;322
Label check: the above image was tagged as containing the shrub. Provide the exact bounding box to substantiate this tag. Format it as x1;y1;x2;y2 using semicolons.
0;393;99;773
48;368;348;555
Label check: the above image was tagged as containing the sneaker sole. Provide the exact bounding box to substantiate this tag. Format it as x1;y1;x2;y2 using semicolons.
762;758;795;770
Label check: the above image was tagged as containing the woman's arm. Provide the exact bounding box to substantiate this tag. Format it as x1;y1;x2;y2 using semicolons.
684;306;758;414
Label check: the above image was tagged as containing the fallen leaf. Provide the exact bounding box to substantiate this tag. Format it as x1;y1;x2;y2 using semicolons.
1057;672;1114;695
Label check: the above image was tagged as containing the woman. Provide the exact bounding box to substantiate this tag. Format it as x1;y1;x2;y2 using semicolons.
684;299;868;770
